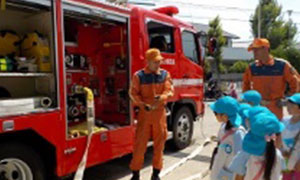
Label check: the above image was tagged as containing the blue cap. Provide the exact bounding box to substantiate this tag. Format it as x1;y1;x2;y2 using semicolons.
244;106;276;129
244;106;272;120
243;132;267;156
240;90;262;106
288;93;300;105
251;114;284;137
239;104;252;119
238;103;252;129
243;114;285;156
210;96;242;127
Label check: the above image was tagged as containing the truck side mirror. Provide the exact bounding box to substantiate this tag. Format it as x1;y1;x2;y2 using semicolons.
197;31;207;47
196;31;206;66
208;37;217;54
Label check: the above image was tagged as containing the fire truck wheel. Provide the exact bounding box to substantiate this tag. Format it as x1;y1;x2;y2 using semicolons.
172;107;194;150
0;143;46;180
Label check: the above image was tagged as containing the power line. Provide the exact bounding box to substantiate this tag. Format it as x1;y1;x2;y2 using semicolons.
177;15;300;25
157;0;300;14
178;15;250;23
234;40;253;43
159;1;254;12
159;0;253;12
156;1;300;26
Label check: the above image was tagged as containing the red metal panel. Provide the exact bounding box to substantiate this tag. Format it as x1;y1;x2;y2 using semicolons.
62;126;135;175
55;0;69;176
0;0;204;178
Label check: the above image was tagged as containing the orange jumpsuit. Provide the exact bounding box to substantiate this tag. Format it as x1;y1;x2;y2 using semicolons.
129;67;174;171
243;58;298;119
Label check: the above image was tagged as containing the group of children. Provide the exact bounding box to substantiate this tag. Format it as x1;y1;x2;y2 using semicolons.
210;90;300;180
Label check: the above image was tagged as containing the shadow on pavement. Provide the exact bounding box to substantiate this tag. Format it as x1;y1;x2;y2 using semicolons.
80;140;177;180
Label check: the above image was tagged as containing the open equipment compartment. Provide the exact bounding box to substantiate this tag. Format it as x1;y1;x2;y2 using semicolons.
63;3;130;138
0;0;58;117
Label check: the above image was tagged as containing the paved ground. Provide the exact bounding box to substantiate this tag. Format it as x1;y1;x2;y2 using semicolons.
74;102;220;180
68;102;288;180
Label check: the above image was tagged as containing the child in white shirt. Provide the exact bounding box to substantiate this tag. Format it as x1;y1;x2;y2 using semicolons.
281;93;300;180
209;96;245;180
229;112;285;180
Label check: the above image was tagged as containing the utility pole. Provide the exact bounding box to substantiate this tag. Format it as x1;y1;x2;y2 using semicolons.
258;0;261;38
287;10;293;43
287;10;293;20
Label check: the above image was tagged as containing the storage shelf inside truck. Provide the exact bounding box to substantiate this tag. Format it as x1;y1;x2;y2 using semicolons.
0;72;52;77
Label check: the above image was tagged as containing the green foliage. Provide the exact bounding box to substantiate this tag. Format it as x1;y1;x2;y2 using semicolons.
207;16;226;78
208;16;226;63
204;60;211;74
250;0;299;74
250;0;297;50
272;46;300;73
219;63;227;74
229;61;249;73
250;0;282;39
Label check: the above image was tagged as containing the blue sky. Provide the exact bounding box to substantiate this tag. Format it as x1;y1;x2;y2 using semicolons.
150;0;300;45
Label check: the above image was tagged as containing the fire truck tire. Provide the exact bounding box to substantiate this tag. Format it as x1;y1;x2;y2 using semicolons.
0;142;46;180
172;107;194;150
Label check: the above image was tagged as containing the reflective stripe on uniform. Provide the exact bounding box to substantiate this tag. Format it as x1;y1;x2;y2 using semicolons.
173;79;203;87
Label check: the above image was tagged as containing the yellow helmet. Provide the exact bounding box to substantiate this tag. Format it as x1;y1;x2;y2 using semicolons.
0;30;21;57
21;32;49;58
21;32;51;72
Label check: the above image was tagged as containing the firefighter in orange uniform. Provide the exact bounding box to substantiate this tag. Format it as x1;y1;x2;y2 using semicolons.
129;48;174;180
243;38;299;119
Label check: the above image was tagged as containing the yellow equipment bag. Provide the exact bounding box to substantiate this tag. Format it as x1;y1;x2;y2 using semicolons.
21;32;51;72
0;30;20;57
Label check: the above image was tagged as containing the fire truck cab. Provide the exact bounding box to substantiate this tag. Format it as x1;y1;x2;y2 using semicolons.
0;0;204;179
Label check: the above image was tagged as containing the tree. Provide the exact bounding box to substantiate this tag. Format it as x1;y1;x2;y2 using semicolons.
204;60;211;75
250;0;300;73
207;16;226;84
272;46;300;72
250;0;297;50
229;61;249;73
219;64;227;74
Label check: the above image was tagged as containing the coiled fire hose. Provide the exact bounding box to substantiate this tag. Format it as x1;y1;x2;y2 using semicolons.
73;87;95;180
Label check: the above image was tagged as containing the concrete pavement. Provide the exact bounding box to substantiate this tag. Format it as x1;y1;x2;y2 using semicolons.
73;102;220;180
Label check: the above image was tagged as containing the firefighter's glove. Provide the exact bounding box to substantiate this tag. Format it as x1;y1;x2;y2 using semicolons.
154;96;161;101
144;104;152;111
155;95;168;102
276;99;284;108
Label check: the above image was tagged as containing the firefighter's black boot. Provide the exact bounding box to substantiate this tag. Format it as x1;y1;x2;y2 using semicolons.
130;171;140;180
151;168;161;180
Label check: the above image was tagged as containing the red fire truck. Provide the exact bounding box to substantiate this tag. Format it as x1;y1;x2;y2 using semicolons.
0;0;204;179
